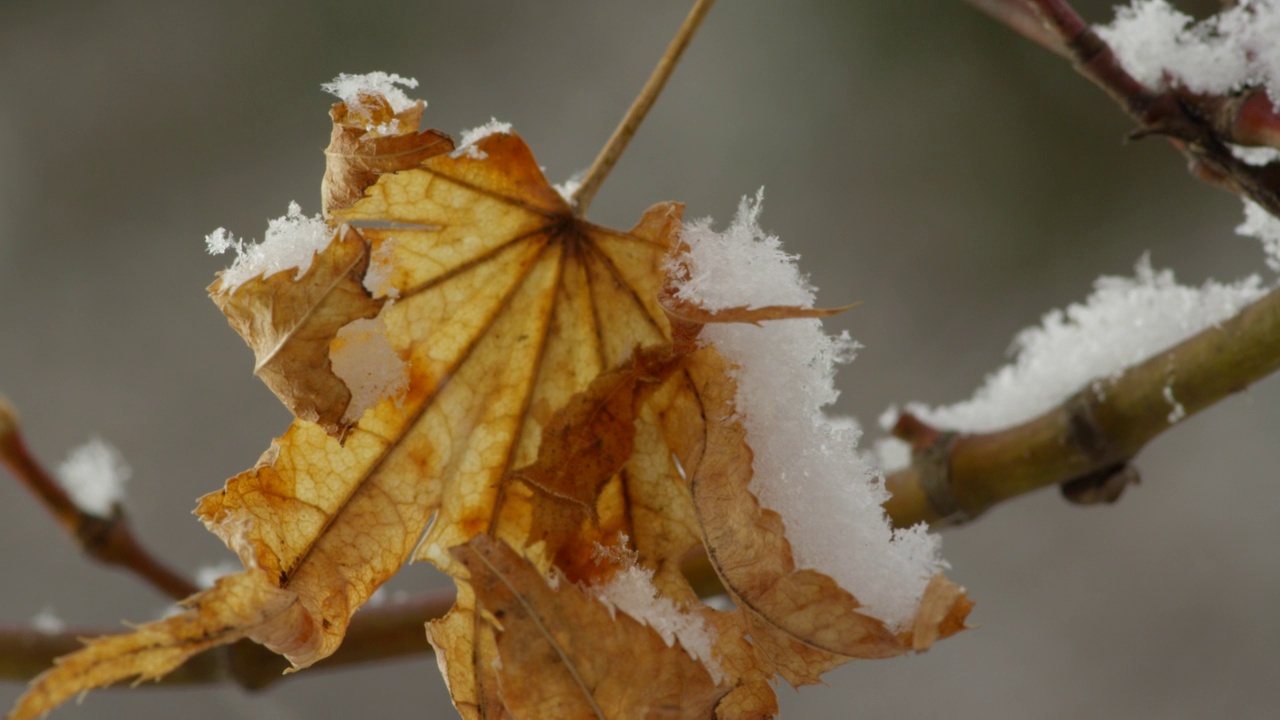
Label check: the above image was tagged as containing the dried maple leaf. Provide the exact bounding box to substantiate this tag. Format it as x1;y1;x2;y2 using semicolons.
12;85;971;720
680;344;973;686
453;535;727;720
322;92;454;218
209;226;384;436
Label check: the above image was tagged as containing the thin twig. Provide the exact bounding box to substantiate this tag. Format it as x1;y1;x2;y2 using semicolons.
570;0;717;216
883;282;1280;527
0;398;197;601
0;554;724;688
963;0;1068;57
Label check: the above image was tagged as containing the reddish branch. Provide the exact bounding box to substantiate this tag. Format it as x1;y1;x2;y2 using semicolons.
966;0;1280;216
966;0;1068;57
0;399;196;601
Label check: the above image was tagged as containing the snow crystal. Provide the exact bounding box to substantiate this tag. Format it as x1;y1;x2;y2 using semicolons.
31;606;65;635
56;436;130;516
553;172;585;204
330;308;410;424
670;190;943;628
1096;1;1280;102
874;437;913;474
901;256;1265;433
1230;144;1280;167
1163;384;1186;424
321;71;419;114
206;202;336;292
589;541;722;682
451;118;513;160
1236;199;1280;272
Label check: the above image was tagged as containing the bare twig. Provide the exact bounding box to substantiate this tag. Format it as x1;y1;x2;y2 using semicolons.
0;553;724;688
0;588;454;689
570;0;717;216
966;0;1280;217
965;0;1068;57
883;282;1280;527
0;398;197;601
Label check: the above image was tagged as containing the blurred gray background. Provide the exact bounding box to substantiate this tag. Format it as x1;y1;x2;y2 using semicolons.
2;0;1276;717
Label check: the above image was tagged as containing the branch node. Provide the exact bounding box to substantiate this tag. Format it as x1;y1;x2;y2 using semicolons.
915;430;969;526
1060;463;1140;505
891;411;941;450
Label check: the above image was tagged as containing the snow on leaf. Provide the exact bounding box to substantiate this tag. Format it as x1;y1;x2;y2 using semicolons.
210;226;384;436
207;202;336;293
452;536;728;720
321;72;421;123
452;118;514;160
321;88;453;219
681;346;971;686
669;193;940;627
15;84;970;720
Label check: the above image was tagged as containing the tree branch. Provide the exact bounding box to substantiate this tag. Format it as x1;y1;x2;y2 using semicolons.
0;398;197;601
883;282;1280;527
0;551;725;689
6;282;1279;689
964;0;1280;216
965;0;1068;57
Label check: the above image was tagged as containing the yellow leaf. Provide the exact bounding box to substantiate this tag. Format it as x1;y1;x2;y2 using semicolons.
14;86;971;720
321;93;454;218
683;346;972;686
210;226;383;436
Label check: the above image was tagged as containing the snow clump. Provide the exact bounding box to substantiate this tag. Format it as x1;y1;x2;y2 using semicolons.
669;190;943;629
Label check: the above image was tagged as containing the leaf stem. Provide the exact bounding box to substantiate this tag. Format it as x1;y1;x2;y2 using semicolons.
0;398;197;601
570;0;717;217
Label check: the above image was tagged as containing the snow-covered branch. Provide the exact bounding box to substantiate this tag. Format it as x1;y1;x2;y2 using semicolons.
882;281;1280;526
966;0;1280;217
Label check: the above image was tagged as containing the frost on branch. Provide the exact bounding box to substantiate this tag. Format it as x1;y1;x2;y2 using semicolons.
1096;0;1280;102
1237;199;1280;272
55;436;130;516
898;256;1265;433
